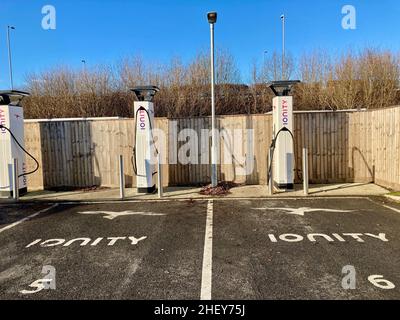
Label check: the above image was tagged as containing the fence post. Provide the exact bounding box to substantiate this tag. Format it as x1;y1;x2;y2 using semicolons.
12;158;19;201
118;155;125;200
303;148;309;196
157;153;163;198
268;147;274;196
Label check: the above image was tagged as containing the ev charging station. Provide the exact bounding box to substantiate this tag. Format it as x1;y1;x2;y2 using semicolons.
0;90;30;197
268;81;300;190
131;86;160;194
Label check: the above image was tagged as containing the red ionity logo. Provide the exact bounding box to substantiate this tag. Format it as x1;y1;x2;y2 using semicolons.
282;99;289;126
22;162;27;186
139;109;146;130
0;108;6;134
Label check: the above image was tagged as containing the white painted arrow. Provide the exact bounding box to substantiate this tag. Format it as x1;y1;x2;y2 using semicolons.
77;211;166;220
252;207;354;216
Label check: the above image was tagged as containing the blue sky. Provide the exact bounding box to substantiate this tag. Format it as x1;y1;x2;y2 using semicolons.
1;0;399;87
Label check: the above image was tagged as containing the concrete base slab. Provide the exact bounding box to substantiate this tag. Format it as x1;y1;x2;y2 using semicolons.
0;183;391;203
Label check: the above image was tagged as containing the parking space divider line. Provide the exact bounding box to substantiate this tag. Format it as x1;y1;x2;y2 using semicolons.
381;204;400;214
0;204;59;234
366;197;400;214
200;199;214;300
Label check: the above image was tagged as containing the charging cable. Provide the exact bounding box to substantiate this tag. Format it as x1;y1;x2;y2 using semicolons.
132;107;159;176
267;126;297;184
0;124;40;178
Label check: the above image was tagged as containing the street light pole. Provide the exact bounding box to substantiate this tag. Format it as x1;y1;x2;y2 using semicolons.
7;26;15;90
207;12;218;188
281;14;285;80
262;51;268;83
263;50;267;73
263;50;268;66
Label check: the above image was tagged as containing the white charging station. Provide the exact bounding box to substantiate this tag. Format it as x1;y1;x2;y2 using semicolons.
268;81;300;190
0;91;30;197
131;86;160;194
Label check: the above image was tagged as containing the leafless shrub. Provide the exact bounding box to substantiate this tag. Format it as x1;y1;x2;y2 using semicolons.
22;47;400;119
295;48;400;110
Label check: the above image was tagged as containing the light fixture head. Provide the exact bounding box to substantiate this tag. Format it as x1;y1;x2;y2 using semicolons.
207;12;217;24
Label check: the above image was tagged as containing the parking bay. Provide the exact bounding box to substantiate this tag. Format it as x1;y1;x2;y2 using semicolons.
212;197;400;299
0;200;207;299
1;197;400;299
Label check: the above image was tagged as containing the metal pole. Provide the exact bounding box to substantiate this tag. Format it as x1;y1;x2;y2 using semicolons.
303;148;309;196
268;147;274;196
7;26;15;90
210;22;217;188
118;155;125;199
263;51;268;67
157;153;163;198
12;158;19;201
282;15;285;80
263;51;268;82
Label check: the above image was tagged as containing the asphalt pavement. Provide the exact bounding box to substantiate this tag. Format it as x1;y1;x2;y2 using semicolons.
1;196;400;300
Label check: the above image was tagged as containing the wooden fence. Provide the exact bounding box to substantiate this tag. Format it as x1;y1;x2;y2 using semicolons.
23;106;400;191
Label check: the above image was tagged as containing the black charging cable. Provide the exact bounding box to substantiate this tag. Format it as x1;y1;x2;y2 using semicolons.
267;126;300;184
0;124;40;178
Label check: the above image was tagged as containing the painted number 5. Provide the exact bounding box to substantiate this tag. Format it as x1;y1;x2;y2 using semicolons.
20;265;56;294
20;278;52;294
368;275;396;290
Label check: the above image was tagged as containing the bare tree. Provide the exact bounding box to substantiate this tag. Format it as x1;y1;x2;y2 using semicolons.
22;47;400;119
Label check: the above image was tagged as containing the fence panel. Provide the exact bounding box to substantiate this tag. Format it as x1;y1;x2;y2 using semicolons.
24;107;400;191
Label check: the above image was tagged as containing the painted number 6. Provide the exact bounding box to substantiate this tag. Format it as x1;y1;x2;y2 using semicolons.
368;275;396;290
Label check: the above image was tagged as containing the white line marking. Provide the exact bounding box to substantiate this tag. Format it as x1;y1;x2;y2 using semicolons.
77;210;165;220
381;204;400;214
0;204;58;234
253;207;354;216
200;200;213;300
